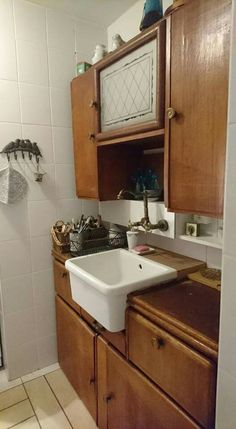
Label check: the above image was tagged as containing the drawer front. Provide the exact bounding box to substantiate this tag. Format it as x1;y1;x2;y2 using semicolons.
127;310;216;428
53;260;81;315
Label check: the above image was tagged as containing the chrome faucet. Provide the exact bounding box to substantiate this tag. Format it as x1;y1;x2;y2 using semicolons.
117;189;169;232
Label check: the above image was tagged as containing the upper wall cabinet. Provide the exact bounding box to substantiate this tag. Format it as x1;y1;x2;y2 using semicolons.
164;0;231;218
94;20;166;143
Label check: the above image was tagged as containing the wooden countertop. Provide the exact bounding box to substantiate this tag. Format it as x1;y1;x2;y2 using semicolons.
128;279;220;361
52;247;205;278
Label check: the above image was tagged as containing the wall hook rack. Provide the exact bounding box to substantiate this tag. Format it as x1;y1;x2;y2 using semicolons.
0;139;42;163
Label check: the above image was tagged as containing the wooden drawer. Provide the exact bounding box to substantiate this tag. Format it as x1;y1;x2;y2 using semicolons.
53;259;81;315
127;309;216;429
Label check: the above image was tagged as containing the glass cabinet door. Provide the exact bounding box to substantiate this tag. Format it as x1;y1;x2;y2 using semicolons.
94;20;165;142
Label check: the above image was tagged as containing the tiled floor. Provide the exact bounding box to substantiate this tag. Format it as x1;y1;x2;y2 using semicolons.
0;365;98;429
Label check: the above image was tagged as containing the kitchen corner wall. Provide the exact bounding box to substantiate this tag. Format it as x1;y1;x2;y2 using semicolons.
216;2;236;428
0;0;102;379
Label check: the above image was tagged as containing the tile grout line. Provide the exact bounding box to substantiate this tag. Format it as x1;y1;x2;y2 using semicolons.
0;398;29;414
8;415;37;429
43;375;74;429
22;382;42;429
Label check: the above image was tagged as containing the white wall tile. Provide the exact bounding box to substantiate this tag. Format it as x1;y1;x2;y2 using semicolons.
55;164;76;199
52;127;74;164
0;80;20;123
218;309;236;379
56;198;82;222
0;199;29;242
7;341;38;380
32;269;54;307
28;200;57;237
0;239;31;279
17;40;49;86
76;20;106;64
1;274;33;314
0;0;15;39
0;122;22;146
25;164;56;201
206;247;222;268
5;308;36;348
82;199;99;217
47;9;75;51
221;255;236;321
30;235;52;272
36;334;57;369
0;37;17;80
22;124;53;164
14;0;46;46
216;369;236;429
48;47;75;89
35;300;56;339
20;83;51;126
50;87;72;127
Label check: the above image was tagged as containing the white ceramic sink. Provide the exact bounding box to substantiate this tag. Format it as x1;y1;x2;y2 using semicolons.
65;248;177;332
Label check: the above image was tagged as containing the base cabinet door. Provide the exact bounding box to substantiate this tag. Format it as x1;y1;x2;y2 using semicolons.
97;337;201;429
56;296;97;420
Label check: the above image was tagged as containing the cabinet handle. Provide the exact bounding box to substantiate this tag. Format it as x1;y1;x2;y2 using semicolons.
166;107;176;119
92;320;105;334
88;133;95;141
151;336;165;350
103;393;114;403
89;377;95;385
60;272;67;278
89;100;98;109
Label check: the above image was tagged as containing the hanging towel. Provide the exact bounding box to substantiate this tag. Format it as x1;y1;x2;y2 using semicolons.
0;164;28;204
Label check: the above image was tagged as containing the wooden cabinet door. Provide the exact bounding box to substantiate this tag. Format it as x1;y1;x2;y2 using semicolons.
56;296;97;420
53;259;81;315
97;337;201;429
165;0;231;217
94;21;165;143
71;68;99;199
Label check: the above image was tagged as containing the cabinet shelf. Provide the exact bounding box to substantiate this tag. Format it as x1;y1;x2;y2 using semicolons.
179;234;222;250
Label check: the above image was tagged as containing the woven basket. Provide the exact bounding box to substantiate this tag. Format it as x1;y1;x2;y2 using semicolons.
51;220;70;253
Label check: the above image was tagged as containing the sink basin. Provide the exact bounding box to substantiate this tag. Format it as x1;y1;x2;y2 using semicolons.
65;248;177;332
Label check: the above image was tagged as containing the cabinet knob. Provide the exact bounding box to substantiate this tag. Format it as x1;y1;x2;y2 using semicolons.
88;133;95;141
89;100;98;109
60;272;67;278
151;336;165;350
103;393;114;403
89;377;95;385
166;107;176;119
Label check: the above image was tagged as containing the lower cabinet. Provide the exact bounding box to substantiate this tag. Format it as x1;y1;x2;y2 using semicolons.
56;296;97;421
97;337;201;429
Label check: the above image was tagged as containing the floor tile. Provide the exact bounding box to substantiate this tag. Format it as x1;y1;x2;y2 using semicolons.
0;385;27;412
0;399;34;429
21;363;60;383
24;376;71;429
12;416;40;428
0;370;22;394
46;369;98;429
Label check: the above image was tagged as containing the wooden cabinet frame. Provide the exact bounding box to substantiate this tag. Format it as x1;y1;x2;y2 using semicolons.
94;20;166;143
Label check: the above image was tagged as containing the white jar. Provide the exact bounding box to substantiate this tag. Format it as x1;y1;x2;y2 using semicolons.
126;231;140;250
92;44;106;64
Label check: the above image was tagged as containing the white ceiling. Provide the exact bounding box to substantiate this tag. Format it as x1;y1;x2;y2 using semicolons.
29;0;139;27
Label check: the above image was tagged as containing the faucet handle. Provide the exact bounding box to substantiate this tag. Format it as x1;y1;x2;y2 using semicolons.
156;219;169;232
